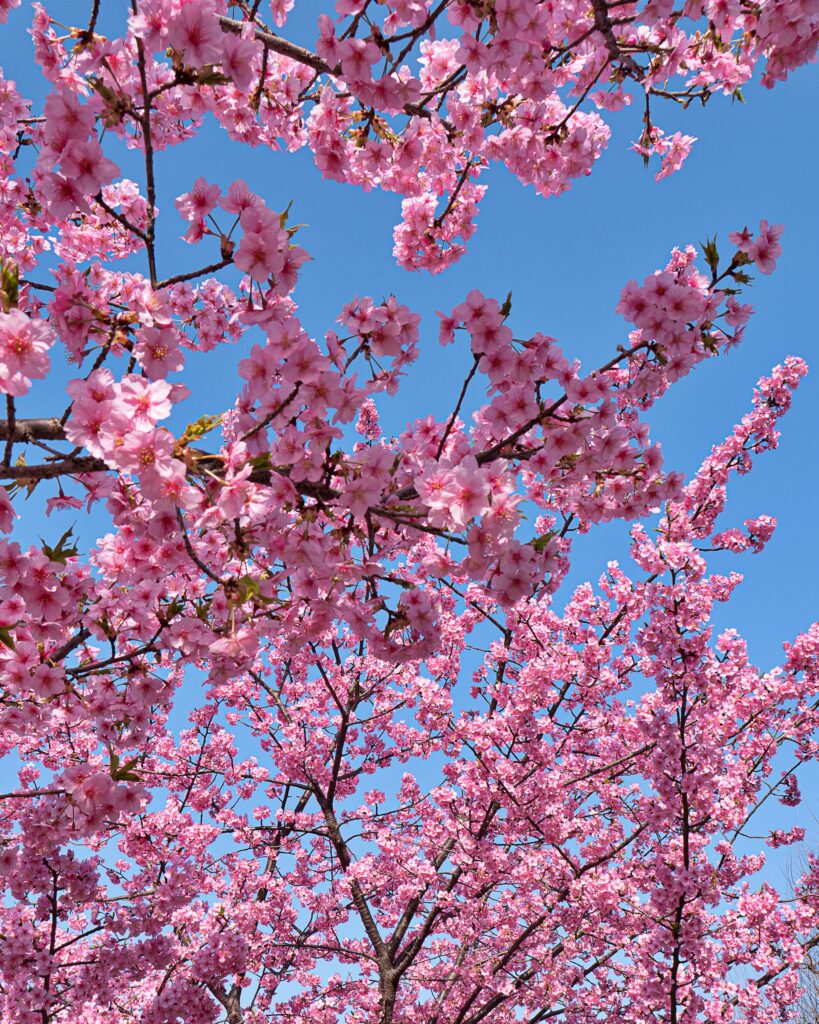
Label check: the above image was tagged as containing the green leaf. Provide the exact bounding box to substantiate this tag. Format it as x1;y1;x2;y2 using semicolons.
700;236;720;278
88;75;119;107
41;527;78;565
230;575;276;605
195;67;230;86
532;530;556;553
701;332;719;354
0;626;16;650
110;754;141;782
160;597;185;621
0;259;19;311
235;575;261;601
181;414;222;444
248;453;273;474
500;290;513;319
279;200;294;228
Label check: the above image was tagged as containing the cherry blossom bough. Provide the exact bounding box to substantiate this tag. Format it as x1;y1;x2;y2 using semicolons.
0;1;817;1023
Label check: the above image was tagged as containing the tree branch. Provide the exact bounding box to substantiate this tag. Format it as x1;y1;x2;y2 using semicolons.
0;457;107;481
219;15;334;74
0;418;68;442
590;0;642;74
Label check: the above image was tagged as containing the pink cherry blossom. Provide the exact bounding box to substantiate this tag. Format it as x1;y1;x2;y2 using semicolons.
0;309;54;396
750;219;785;274
175;177;222;243
0;484;14;530
122;371;171;416
42;89;94;152
166;0;224;66
221;31;259;92
0;3;815;1022
134;326;185;379
58;138;120;196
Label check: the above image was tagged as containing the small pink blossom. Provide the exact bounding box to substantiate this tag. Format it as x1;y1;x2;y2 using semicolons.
166;0;224;65
0;486;15;532
0;309;54;396
59;138;120;196
221;32;259;92
134;326;185;379
116;376;173;428
749;219;784;274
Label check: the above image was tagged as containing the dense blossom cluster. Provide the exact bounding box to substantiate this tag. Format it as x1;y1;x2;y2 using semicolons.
0;0;816;1022
0;0;815;272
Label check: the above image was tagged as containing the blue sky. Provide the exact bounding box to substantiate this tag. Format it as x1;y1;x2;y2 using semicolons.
2;1;817;676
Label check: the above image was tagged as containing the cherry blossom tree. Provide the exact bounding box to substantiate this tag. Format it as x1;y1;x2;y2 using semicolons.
0;0;817;1022
796;914;819;1020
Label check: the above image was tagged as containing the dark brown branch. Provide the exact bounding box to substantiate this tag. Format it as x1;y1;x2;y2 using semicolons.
0;457;107;481
219;15;334;74
49;627;92;665
218;14;445;125
0;418;67;442
175;508;228;585
20;279;56;293
729;934;819;1005
475;338;649;467
239;383;302;443
155;258;234;289
433;159;477;229
0;788;65;801
132;9;159;286
4;397;15;466
0;418;336;494
590;0;642;74
93;193;149;244
435;353;480;459
77;0;101;46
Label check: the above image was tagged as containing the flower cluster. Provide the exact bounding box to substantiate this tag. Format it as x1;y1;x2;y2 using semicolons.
0;2;815;1023
0;308;54;396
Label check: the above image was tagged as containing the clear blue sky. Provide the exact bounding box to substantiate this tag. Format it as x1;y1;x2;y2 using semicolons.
2;1;817;676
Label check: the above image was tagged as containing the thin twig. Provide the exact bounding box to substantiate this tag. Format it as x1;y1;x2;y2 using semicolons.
4;396;15;466
175;507;228;584
436;354;480;460
94;193;149;243
156;258;234;289
132;7;159;285
77;0;101;45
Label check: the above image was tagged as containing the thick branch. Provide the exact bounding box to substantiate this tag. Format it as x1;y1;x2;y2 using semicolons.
590;0;641;74
219;15;333;74
0;457;107;481
0;418;69;442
